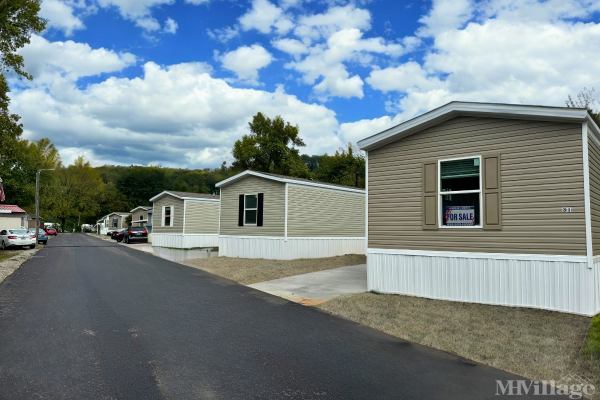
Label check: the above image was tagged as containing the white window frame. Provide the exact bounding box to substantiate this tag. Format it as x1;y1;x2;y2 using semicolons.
243;194;258;226
112;218;118;228
438;155;483;229
162;206;174;227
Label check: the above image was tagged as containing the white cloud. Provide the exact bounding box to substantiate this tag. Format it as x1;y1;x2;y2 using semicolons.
163;18;178;34
285;28;404;98
95;0;174;31
219;44;274;85
12;60;343;168
17;35;136;84
39;0;86;36
367;61;442;93
239;0;293;35
207;26;240;43
417;0;473;37
271;38;308;59
293;4;371;44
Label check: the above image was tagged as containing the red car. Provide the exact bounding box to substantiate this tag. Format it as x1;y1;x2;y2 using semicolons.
44;227;58;236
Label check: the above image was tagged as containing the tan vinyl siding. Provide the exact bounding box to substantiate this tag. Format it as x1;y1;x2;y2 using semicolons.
107;214;129;228
589;138;600;256
368;116;586;255
219;176;285;237
184;200;220;234
287;185;365;237
131;210;149;224
152;195;184;234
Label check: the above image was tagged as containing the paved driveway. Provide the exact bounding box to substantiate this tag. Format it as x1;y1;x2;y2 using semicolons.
248;264;367;302
0;234;566;399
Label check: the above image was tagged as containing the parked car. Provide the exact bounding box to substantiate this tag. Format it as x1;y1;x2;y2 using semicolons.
106;229;118;236
44;227;58;236
28;229;48;245
0;229;36;249
111;228;126;242
122;226;148;244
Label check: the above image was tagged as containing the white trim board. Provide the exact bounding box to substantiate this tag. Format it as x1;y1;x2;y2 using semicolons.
583;121;594;269
368;248;588;263
215;170;365;194
358;101;600;151
153;233;218;236
219;235;365;240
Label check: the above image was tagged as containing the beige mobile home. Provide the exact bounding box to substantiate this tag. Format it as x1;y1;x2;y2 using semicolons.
358;101;600;316
0;205;28;230
216;171;365;260
130;206;152;227
149;191;219;249
104;212;130;233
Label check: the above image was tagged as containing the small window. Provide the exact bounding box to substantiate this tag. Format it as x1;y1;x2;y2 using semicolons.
164;207;171;227
439;157;482;227
113;218;118;228
139;215;143;220
244;194;258;225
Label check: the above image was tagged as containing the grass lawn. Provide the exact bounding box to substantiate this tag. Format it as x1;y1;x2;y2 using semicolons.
0;250;22;263
184;254;366;285
319;292;600;397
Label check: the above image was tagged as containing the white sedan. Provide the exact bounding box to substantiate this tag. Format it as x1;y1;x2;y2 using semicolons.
0;229;36;250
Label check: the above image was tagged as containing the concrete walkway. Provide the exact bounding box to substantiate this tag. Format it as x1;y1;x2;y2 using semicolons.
247;264;367;304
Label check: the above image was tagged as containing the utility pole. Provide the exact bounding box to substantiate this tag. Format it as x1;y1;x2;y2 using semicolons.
35;169;54;248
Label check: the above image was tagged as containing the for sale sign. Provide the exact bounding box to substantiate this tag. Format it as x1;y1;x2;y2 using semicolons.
445;206;475;226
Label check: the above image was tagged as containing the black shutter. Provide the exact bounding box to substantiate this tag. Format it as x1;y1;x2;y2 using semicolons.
238;195;244;226
257;193;264;226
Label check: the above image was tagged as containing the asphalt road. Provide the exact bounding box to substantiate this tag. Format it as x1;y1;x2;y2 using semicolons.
0;234;567;399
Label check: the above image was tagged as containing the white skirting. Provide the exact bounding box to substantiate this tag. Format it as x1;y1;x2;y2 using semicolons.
152;233;219;249
219;236;365;260
368;249;598;316
100;228;109;235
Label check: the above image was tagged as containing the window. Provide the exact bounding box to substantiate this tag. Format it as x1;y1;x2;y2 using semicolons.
163;206;172;227
139;215;144;220
439;156;482;228
244;194;258;225
112;218;118;228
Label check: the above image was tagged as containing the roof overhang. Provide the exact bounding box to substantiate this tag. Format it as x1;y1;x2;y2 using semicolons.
149;191;220;203
357;101;600;152
129;206;152;213
216;170;365;194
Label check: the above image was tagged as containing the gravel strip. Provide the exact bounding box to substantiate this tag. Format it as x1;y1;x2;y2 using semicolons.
0;249;40;284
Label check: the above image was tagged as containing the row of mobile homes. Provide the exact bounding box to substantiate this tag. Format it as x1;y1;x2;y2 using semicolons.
97;212;130;234
215;171;365;259
358;101;600;316
149;191;220;249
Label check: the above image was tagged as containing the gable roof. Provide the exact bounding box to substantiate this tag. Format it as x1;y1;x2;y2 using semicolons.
216;170;365;194
0;205;27;214
149;191;220;202
130;206;152;213
357;101;600;152
106;212;130;217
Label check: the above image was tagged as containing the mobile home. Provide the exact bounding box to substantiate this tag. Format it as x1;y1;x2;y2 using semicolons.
149;191;219;249
216;171;365;260
358;101;600;316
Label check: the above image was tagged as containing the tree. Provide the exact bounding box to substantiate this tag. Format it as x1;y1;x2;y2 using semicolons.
124;214;132;228
44;157;104;229
116;166;167;207
98;181;130;217
317;143;365;188
566;87;600;126
232;112;310;177
0;0;46;206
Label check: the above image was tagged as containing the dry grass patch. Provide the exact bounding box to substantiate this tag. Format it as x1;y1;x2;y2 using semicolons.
319;292;597;391
184;254;366;285
0;250;21;263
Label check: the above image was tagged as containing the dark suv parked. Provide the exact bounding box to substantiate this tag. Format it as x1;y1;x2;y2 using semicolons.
122;226;148;244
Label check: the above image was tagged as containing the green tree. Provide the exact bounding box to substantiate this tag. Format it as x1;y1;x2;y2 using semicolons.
116;166;167;207
232;112;310;177
566;87;600;126
317;143;365;188
44;157;104;229
0;0;46;206
98;181;130;217
124;214;132;228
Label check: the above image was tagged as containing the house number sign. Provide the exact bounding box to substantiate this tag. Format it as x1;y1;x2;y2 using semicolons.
562;207;572;213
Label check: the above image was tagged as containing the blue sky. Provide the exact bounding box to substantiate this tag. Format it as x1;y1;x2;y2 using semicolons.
9;0;600;168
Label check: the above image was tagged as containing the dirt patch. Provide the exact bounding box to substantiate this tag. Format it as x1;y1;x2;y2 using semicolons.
184;254;366;285
0;248;40;284
319;292;596;394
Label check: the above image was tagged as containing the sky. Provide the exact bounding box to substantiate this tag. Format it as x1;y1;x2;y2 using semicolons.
8;0;600;168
